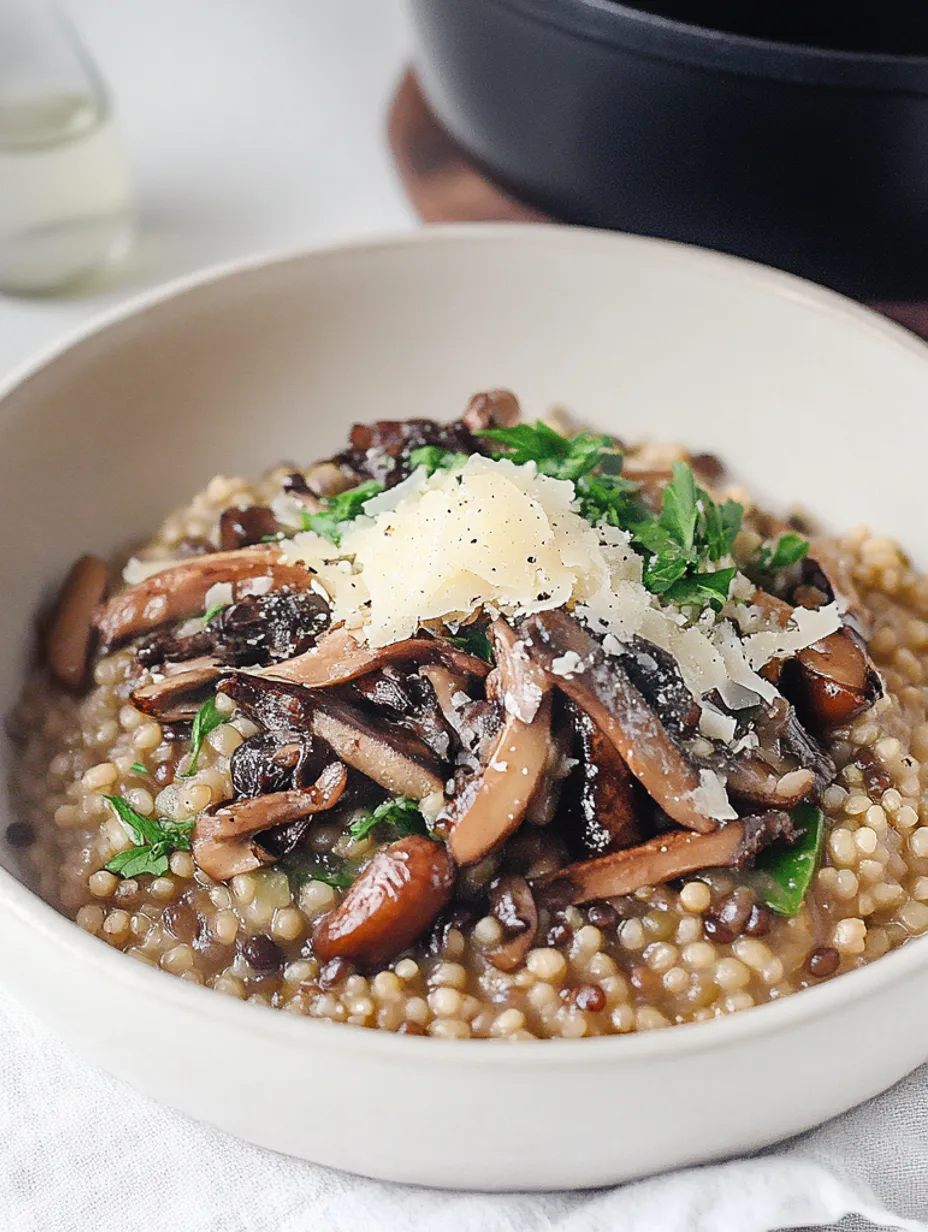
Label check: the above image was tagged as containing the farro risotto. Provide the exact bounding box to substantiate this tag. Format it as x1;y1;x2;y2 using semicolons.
10;389;928;1041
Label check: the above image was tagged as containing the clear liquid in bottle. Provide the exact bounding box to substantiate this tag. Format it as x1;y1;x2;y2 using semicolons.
0;5;135;295
0;92;133;294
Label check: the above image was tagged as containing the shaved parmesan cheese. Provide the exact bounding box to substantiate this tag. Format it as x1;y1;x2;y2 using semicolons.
285;455;617;648
419;791;445;824
729;572;756;602
688;769;738;822
712;620;778;705
638;608;729;699
203;581;233;611
732;730;759;755
551;650;585;679
743;603;842;669
698;706;738;744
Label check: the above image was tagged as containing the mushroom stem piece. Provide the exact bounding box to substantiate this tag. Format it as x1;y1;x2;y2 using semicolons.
192;761;348;881
310;698;445;800
724;761;815;809
94;546;312;649
445;621;553;866
46;554;110;691
533;824;746;908
485;874;539;972
131;659;226;720
518;610;718;833
251;625;490;689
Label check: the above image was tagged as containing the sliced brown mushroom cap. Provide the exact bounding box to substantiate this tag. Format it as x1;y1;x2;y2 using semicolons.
294;463;354;501
131;658;226;720
93;545;313;650
445;621;554;867
218;505;279;551
192;760;348;881
523;708;573;827
419;664;502;762
517;609;718;834
562;702;644;857
230;731;322;798
219;672;445;800
312;835;455;968
719;694;834;808
250;624;491;689
724;759;816;809
778;705;837;795
460;388;521;432
787;627;882;731
218;672;316;731
310;696;445;800
484;873;539;972
532;824;746;908
46;554;110;691
352;667;454;761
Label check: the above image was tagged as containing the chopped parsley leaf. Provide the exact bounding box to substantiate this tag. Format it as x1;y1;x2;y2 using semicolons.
103;795;194;879
664;566;738;611
702;493;744;563
629;464;743;606
574;467;646;529
409;445;470;475
478;421;618;482
754;531;810;573
301;479;384;545
349;796;429;842
448;625;493;662
202;602;228;623
181;695;224;777
282;856;356;890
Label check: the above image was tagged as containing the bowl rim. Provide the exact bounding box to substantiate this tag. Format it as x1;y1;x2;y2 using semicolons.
481;0;928;92
3;220;928;1067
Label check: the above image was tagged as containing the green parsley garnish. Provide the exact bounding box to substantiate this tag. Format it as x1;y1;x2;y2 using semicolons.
129;762;148;776
628;463;743;609
282;856;356;890
478;421;618;482
349;796;428;842
301;479;384;545
663;567;738;609
574;465;646;529
182;695;224;777
103;796;194;879
448;625;494;662
754;531;810;573
408;445;470;475
202;602;228;623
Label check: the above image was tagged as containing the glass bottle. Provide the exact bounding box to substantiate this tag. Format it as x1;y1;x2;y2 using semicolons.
0;0;134;295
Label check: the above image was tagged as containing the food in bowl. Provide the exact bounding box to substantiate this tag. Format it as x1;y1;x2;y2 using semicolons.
9;390;928;1039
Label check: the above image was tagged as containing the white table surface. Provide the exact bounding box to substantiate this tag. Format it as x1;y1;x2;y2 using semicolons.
0;0;414;380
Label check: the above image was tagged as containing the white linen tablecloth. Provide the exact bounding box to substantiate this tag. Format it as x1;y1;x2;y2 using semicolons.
1;989;925;1232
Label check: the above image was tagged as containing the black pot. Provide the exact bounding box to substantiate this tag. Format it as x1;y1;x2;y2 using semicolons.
409;0;928;299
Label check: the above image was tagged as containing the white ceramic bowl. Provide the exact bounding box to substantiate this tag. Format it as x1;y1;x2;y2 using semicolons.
2;225;928;1191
